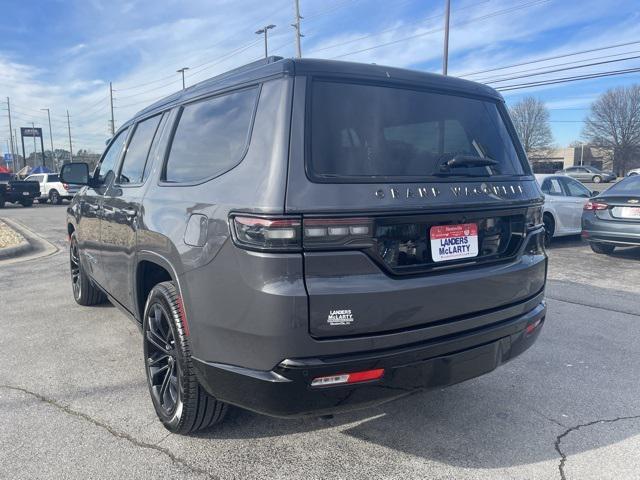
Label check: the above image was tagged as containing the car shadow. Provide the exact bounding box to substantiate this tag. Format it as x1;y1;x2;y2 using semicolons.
194;375;638;468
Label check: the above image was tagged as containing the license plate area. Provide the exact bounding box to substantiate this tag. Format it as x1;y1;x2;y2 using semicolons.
430;223;479;262
370;209;526;275
618;206;640;218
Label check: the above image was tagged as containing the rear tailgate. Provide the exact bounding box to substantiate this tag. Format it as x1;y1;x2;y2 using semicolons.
8;180;40;197
300;200;546;338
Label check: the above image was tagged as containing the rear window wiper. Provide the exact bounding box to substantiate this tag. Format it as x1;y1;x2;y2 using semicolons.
439;154;499;171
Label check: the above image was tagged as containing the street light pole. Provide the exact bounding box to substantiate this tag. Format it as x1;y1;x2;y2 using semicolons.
177;67;189;90
255;24;276;58
66;110;73;163
41;108;54;169
443;0;451;75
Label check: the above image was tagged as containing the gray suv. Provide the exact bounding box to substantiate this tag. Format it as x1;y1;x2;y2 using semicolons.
61;57;548;434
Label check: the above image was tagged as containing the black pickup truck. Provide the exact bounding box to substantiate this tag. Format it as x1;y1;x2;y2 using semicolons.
0;173;40;208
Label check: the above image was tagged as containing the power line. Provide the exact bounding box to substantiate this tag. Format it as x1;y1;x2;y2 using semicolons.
496;66;640;91
484;54;640;85
331;0;551;59
306;0;490;56
476;49;640;83
459;39;640;78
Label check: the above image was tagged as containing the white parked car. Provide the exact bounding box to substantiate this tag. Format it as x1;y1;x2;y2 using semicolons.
628;168;640;176
25;173;81;204
535;174;595;245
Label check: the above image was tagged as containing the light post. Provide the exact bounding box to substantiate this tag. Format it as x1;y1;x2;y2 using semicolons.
177;67;189;90
41;108;54;169
255;24;276;58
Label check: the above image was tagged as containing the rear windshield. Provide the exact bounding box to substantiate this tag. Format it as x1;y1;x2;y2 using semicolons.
308;81;526;182
605;175;640;194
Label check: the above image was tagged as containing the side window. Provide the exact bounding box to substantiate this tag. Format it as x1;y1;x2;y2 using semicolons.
96;128;128;184
561;177;591;197
164;87;259;183
48;174;59;182
542;178;563;196
118;114;163;184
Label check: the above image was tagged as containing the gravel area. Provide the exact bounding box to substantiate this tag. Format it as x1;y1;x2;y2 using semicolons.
0;219;24;249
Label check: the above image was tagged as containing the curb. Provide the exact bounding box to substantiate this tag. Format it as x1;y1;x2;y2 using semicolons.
0;238;33;260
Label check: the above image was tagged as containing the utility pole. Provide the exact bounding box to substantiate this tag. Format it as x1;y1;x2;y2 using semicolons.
6;97;16;168
442;0;451;75
31;122;37;165
292;0;303;58
66;110;73;163
41;108;54;169
109;82;115;136
255;25;276;58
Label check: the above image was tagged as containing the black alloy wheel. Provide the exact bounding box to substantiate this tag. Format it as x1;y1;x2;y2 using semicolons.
145;302;180;416
143;281;228;434
70;239;81;300
69;233;106;306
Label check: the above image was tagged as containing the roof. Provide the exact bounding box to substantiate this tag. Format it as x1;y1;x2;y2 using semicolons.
535;173;566;183
129;57;503;126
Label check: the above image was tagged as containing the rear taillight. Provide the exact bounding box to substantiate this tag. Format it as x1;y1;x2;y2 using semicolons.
303;217;374;249
311;368;384;387
584;201;609;211
231;216;301;251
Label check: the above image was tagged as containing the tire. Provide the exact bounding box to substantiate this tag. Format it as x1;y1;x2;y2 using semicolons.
0;194;4;209
592;175;602;183
69;233;107;306
49;190;62;205
20;198;34;207
143;281;227;434
590;242;615;254
543;213;555;248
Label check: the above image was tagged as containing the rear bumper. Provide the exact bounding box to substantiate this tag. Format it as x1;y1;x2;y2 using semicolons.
582;214;640;246
193;300;546;418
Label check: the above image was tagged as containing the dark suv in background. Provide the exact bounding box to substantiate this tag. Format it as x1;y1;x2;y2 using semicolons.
62;57;547;434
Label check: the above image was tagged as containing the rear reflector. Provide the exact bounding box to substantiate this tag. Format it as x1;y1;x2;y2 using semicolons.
311;368;384;387
525;318;543;334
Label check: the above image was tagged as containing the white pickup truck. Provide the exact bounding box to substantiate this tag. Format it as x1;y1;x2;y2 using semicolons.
24;173;81;204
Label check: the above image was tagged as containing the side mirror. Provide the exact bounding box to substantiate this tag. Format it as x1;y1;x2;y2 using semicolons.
60;162;91;185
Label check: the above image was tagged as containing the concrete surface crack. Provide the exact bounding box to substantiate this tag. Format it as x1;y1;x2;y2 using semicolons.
0;384;218;480
546;295;640;318
555;414;640;480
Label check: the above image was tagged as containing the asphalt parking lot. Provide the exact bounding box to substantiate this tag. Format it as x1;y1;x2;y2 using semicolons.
1;203;639;480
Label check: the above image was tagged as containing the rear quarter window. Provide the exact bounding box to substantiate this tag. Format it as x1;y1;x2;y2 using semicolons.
164;86;259;183
308;80;526;182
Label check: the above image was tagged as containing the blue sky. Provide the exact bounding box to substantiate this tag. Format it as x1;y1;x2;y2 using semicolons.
1;0;640;156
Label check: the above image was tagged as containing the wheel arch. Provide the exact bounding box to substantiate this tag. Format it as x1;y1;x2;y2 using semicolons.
135;252;183;323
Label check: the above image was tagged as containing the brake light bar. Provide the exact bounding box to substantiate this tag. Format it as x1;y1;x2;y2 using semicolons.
303;217;374;249
311;368;384;387
584;201;608;211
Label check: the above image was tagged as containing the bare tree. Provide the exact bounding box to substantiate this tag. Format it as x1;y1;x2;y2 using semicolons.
583;84;640;175
509;97;554;156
